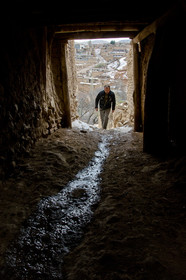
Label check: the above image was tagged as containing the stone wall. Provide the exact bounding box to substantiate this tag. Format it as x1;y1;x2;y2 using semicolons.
126;44;134;124
0;25;46;172
113;43;134;127
139;34;155;126
0;23;77;175
140;3;186;153
66;40;78;121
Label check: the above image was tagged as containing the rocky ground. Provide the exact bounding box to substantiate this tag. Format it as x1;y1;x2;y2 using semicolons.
0;128;100;269
0;126;186;279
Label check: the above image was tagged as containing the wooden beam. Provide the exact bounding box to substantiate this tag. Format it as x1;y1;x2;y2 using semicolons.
133;24;156;44
55;31;137;40
55;21;148;34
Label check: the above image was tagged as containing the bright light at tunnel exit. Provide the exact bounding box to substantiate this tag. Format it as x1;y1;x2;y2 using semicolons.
75;37;130;43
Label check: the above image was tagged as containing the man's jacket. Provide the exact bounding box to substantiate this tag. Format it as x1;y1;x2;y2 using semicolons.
95;90;116;110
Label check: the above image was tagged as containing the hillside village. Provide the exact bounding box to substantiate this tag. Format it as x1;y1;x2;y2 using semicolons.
74;39;134;127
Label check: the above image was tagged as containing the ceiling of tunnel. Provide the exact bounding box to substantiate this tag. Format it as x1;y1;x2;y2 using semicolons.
5;0;179;38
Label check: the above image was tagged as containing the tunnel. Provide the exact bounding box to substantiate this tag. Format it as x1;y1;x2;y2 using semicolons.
0;0;186;279
1;0;185;174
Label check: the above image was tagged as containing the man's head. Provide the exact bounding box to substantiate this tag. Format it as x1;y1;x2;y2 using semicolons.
104;85;110;94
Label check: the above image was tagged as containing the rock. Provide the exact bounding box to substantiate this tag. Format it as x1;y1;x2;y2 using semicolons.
71;188;87;199
142;256;166;274
11;161;16;169
14;104;19;112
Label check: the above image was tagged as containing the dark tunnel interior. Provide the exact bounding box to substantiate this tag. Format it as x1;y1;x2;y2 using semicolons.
0;1;186;278
1;1;186;167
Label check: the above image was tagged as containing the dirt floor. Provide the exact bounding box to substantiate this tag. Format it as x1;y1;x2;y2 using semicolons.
0;127;186;279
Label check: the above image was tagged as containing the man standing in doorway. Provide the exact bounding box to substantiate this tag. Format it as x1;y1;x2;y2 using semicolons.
95;85;116;129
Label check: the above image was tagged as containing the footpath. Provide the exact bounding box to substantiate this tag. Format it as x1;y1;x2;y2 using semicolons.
0;124;186;279
63;129;186;280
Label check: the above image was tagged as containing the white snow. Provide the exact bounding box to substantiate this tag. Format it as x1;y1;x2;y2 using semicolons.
72;119;132;134
113;126;132;133
95;48;101;55
72;119;94;131
95;48;107;63
108;60;119;70
106;71;115;79
117;57;127;70
80;82;99;86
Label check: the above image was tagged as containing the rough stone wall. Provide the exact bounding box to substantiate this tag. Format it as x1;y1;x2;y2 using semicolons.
66;40;78;121
0;23;77;175
126;44;134;124
0;25;47;172
43;34;63;136
113;43;134;128
139;34;155;126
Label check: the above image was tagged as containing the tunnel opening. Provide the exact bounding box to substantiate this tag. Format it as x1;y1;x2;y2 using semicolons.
73;37;134;130
0;1;186;279
0;0;185;179
1;3;185;179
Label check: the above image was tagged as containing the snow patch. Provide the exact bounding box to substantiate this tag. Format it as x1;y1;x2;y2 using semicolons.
95;48;101;55
113;126;132;133
108;60;119;70
72;119;94;131
107;71;115;79
72;120;132;134
118;57;127;70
